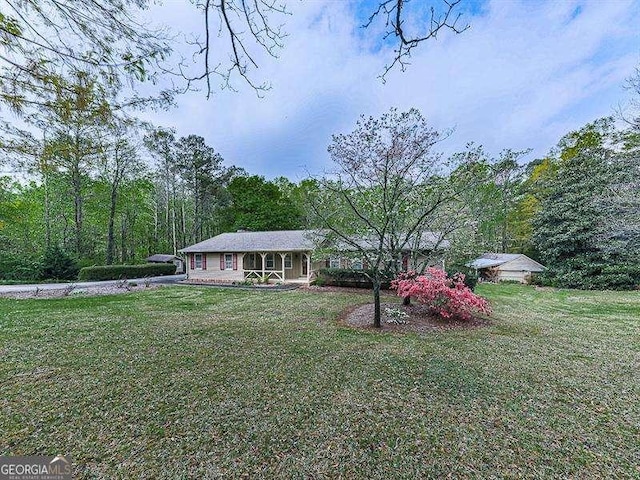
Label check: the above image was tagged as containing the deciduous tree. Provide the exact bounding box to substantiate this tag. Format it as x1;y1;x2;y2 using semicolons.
311;108;479;327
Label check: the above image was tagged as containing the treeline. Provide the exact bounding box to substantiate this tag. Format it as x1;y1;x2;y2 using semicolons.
0;70;314;281
453;118;639;289
2;114;639;289
0;71;638;289
0;155;313;281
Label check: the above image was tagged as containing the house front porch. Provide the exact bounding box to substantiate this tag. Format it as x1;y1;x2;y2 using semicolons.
241;251;313;283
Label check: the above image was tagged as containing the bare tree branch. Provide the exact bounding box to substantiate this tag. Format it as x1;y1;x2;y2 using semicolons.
363;0;469;82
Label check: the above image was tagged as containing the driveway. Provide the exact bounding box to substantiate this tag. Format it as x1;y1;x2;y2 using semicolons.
0;274;186;294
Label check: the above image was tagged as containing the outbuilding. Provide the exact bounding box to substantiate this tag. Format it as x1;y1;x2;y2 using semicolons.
469;253;545;284
146;254;185;274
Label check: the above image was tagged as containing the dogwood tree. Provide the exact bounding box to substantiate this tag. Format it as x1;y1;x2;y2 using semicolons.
310;108;482;328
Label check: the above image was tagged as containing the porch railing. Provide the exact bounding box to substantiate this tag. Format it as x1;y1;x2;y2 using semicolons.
244;270;284;281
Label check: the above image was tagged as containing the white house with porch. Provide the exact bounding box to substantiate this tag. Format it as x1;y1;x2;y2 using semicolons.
180;230;322;284
180;229;449;285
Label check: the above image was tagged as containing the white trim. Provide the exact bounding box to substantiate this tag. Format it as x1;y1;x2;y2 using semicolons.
265;253;275;270
224;253;233;270
351;259;363;270
284;253;292;269
329;256;340;269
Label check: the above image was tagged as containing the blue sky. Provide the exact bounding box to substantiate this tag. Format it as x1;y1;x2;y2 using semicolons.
141;0;640;180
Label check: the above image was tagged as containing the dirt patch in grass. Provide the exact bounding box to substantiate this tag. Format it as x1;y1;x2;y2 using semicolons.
340;302;491;333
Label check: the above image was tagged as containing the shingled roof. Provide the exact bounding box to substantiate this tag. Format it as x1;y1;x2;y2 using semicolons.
180;230;319;253
180;229;448;253
468;253;545;270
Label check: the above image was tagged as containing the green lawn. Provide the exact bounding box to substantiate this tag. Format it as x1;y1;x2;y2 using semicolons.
1;284;639;478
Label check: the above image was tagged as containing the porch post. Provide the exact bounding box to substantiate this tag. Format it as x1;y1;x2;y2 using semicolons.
306;252;311;282
260;252;266;279
279;252;286;282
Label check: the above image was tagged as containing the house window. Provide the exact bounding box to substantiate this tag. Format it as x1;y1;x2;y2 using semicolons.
266;253;275;269
247;253;256;269
224;253;233;270
284;254;292;269
329;256;340;269
195;253;203;269
351;259;363;270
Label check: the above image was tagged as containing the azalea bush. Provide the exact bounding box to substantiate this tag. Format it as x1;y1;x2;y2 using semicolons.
391;268;492;320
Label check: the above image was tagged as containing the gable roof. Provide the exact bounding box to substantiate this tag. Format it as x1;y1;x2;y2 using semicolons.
336;231;449;251
468;253;545;271
180;230;318;253
180;229;450;254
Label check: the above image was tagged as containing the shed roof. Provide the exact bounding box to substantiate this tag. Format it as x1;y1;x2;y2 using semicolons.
146;254;182;263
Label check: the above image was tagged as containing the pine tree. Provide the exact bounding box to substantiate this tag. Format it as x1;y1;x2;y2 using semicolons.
40;245;80;281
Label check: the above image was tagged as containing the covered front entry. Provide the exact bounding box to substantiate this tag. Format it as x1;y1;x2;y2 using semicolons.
242;251;311;283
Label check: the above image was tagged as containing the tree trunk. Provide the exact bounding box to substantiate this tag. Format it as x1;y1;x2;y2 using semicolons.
120;216;127;263
43;162;51;249
72;166;83;256
171;201;177;255
106;185;118;265
403;296;411;306
373;279;381;328
153;198;158;251
181;201;186;246
165;166;171;251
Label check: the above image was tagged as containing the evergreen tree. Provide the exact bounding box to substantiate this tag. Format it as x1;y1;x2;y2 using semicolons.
40;245;80;280
533;119;640;289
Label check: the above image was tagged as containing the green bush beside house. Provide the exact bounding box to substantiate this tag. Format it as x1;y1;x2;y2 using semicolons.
78;263;176;281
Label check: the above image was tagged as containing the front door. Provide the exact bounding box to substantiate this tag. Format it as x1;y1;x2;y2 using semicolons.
302;254;308;276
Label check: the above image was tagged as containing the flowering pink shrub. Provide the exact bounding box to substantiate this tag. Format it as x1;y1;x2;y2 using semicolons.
391;268;492;320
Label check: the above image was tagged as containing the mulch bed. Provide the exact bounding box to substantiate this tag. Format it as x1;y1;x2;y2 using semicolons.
340;302;491;334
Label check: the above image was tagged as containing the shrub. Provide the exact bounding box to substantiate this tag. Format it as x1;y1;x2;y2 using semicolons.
446;263;478;291
0;251;41;281
392;267;492;320
310;273;327;286
40;245;80;280
384;307;409;325
78;263;176;281
315;268;393;289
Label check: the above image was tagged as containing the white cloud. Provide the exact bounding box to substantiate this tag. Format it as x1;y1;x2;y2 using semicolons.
141;0;640;177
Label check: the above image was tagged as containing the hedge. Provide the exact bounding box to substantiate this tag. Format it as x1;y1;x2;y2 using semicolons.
78;263;176;281
316;266;478;291
314;268;393;289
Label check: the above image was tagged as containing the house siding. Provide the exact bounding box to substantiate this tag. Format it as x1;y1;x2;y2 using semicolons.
187;253;245;282
188;251;316;283
412;254;445;271
495;256;544;283
496;270;529;283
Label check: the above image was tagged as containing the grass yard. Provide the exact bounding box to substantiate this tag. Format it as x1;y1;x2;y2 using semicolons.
1;284;639;478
